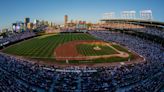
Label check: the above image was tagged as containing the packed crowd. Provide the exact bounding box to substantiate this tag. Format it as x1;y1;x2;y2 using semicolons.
0;31;36;47
126;71;164;92
101;23;164;38
0;30;163;91
0;69;33;92
100;23;144;29
134;27;164;38
0;53;163;92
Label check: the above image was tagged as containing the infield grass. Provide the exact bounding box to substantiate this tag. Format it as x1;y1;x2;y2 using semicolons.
76;44;118;56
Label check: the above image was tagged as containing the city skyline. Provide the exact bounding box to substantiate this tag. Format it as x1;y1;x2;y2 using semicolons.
0;0;164;29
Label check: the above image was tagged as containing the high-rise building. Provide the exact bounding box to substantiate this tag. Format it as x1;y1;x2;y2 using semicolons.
44;21;49;26
25;18;30;27
34;19;39;25
33;19;39;28
27;23;33;30
64;15;68;27
12;23;17;31
49;22;54;27
2;28;8;33
12;21;24;32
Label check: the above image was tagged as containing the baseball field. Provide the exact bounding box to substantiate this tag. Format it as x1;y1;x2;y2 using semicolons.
2;33;133;64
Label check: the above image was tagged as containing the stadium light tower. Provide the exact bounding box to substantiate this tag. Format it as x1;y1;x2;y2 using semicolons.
121;11;136;19
103;12;115;19
129;11;136;19
140;10;153;20
121;11;129;19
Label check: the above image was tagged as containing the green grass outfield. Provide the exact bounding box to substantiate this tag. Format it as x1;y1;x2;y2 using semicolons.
2;33;133;64
3;33;96;58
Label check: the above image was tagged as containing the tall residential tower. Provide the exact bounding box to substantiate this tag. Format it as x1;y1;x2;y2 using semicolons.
25;18;30;27
64;15;68;27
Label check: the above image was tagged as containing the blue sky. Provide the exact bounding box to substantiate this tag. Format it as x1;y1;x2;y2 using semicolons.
0;0;164;29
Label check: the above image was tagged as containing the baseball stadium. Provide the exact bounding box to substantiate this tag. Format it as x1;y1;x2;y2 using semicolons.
0;0;164;92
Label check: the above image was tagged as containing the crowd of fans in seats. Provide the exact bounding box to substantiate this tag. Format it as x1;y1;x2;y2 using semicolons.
0;69;34;92
0;54;55;91
101;23;164;38
0;53;163;92
100;23;144;29
126;70;164;92
0;30;163;91
133;27;164;38
0;31;36;46
53;72;79;91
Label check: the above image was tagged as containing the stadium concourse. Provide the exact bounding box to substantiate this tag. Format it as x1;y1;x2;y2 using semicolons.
0;27;164;92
